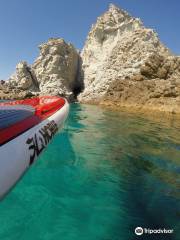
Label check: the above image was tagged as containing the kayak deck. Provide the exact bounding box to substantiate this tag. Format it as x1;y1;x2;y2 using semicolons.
0;96;65;145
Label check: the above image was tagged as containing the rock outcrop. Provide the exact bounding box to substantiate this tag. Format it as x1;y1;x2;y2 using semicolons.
0;82;34;100
9;61;39;91
79;4;180;114
8;38;80;100
32;38;79;99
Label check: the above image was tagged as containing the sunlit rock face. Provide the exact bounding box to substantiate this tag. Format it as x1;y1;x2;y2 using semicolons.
8;38;80;100
79;4;180;114
8;61;38;91
32;38;79;99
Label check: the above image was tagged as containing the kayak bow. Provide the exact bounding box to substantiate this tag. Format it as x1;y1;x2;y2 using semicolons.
0;96;69;199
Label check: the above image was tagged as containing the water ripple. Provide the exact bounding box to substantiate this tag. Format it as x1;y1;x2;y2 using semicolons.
0;103;179;240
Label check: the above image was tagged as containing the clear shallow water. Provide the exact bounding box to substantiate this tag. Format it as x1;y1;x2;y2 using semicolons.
0;103;180;240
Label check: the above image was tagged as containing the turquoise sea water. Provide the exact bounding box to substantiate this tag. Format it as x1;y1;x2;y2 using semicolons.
0;103;179;240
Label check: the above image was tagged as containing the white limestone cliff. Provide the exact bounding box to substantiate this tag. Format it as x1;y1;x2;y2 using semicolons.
8;38;80;100
78;4;180;114
8;61;38;91
32;38;79;99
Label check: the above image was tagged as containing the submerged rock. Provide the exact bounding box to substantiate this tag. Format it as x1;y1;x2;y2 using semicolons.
79;4;180;114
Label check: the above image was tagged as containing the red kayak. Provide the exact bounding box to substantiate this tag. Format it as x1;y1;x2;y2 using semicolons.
0;96;69;199
0;96;66;145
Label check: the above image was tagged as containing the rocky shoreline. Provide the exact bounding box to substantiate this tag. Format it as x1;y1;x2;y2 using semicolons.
1;4;180;115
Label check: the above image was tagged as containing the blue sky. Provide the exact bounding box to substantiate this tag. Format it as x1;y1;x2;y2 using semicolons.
0;0;179;79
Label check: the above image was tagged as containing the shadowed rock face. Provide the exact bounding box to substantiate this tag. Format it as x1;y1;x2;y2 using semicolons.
78;4;180;114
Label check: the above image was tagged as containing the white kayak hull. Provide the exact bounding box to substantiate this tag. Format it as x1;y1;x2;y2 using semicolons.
0;99;69;199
